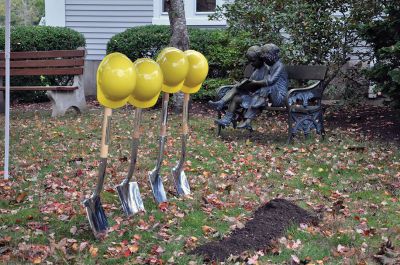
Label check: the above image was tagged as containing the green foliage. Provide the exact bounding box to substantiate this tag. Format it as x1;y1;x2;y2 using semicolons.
106;25;171;60
361;3;400;107
107;25;247;78
191;78;233;101
0;0;45;26
210;0;284;46
0;26;85;103
0;26;85;51
211;0;381;87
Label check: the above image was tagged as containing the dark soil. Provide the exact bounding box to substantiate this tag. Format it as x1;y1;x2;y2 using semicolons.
325;105;400;143
197;102;400;144
192;199;318;262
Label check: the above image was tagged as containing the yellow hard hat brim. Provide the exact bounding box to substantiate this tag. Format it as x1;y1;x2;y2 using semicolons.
97;86;129;109
161;79;184;94
181;83;202;94
128;92;160;109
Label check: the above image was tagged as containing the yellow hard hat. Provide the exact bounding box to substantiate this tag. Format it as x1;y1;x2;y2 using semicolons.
181;50;209;94
156;47;189;94
128;58;163;109
97;53;136;109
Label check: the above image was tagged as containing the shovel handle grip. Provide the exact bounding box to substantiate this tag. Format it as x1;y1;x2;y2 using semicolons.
100;108;112;158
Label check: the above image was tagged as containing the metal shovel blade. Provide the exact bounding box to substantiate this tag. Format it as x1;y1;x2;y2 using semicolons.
83;195;108;237
148;170;167;204
171;164;191;196
116;180;145;216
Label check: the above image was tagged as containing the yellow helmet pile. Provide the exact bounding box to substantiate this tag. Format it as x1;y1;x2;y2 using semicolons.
97;47;208;108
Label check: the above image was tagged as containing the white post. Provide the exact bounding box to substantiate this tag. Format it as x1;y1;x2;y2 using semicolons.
4;0;11;179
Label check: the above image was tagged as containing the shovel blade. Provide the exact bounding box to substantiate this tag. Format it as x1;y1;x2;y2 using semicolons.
172;165;191;196
116;181;145;216
148;170;167;204
83;196;108;238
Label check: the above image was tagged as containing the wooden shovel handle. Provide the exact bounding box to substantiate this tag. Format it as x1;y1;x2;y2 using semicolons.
160;93;169;137
100;107;112;158
133;108;142;139
182;93;190;135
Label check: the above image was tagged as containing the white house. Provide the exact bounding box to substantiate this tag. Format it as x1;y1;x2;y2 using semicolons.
45;0;227;95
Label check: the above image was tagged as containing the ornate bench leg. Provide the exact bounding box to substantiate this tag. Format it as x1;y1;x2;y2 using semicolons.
47;75;87;117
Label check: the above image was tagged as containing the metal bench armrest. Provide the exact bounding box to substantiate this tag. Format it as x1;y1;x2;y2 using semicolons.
286;81;322;107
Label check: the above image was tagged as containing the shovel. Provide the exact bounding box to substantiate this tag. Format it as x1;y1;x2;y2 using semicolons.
116;108;145;216
148;93;169;204
83;107;112;238
171;93;191;196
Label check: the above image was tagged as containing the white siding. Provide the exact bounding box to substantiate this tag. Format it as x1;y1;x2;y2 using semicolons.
65;0;153;60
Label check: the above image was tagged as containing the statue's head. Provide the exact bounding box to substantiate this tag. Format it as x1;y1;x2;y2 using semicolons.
246;46;263;68
261;43;280;66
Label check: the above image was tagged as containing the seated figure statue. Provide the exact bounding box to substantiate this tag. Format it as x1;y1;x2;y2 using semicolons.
209;45;268;127
238;43;289;129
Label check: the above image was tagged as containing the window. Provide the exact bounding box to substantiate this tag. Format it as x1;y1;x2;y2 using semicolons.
154;0;226;26
196;0;216;12
162;0;217;13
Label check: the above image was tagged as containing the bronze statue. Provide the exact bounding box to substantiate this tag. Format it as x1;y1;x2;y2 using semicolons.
209;46;268;127
238;44;289;129
209;44;289;130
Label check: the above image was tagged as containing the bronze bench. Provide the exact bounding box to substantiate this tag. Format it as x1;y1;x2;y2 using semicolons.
215;65;328;143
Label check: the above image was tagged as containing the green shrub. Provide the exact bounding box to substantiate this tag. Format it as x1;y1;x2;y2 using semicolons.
191;78;233;101
0;26;85;103
106;25;170;60
361;3;400;107
189;28;236;78
107;25;247;78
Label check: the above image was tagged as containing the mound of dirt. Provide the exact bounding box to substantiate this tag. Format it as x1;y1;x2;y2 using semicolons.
193;199;318;262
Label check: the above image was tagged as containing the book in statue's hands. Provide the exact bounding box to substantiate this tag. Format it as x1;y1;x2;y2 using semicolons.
237;79;251;89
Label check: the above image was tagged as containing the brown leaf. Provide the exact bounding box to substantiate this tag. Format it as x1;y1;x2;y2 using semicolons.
202;225;216;235
89;246;98;257
16;192;28;203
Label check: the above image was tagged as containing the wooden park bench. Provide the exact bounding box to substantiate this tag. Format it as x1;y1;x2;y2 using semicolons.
215;65;328;143
0;48;87;117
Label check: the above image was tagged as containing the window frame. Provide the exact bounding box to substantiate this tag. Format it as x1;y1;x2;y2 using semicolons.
195;0;217;14
153;0;226;26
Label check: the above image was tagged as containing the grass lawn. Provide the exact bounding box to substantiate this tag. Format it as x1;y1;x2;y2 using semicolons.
0;103;399;264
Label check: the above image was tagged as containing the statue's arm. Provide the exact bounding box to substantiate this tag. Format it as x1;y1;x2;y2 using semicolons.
265;63;284;86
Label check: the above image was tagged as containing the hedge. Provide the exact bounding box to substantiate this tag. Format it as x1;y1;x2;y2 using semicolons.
192;78;233;101
0;26;85;102
107;25;246;79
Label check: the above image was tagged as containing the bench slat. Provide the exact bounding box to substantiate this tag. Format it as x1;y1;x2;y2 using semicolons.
286;65;327;80
0;86;78;91
0;50;85;60
0;68;83;76
0;58;85;68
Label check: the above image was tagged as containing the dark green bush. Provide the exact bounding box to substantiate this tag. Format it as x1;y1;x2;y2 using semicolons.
0;26;85;102
361;3;400;107
107;25;247;79
191;78;233;101
106;25;170;60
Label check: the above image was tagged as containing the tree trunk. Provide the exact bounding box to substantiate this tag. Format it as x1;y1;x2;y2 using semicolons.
165;0;190;112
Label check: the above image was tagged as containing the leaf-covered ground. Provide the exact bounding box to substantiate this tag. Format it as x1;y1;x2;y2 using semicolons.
0;101;399;264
